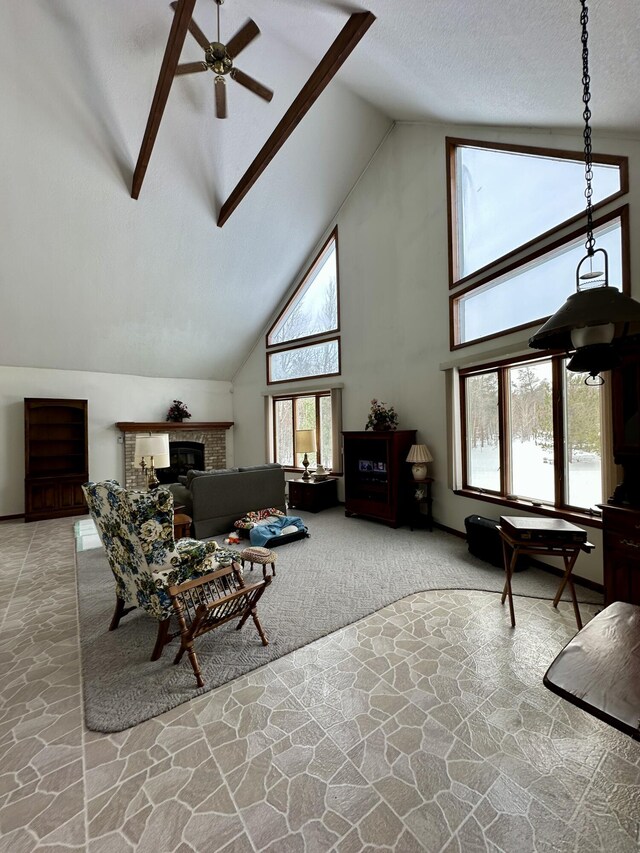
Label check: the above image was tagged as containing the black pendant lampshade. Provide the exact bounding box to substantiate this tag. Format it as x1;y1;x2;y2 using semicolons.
528;286;640;352
528;0;640;381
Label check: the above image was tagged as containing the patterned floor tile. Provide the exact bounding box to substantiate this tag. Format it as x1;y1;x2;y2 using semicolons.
0;516;638;852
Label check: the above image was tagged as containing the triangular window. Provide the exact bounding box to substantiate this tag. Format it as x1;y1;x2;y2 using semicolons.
268;232;338;346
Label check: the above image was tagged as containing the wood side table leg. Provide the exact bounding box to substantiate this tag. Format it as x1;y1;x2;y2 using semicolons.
553;551;582;630
552;549;579;607
500;539;518;628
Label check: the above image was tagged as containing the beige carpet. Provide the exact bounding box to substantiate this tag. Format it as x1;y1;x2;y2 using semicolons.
76;507;602;732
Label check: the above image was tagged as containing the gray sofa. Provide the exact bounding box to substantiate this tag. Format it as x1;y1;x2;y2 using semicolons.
168;464;286;539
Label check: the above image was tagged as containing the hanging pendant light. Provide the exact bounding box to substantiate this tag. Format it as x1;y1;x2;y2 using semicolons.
528;0;640;384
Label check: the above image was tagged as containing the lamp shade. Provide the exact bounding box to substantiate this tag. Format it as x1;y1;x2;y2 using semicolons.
529;287;640;352
406;444;433;482
295;429;317;453
406;444;433;464
134;433;171;469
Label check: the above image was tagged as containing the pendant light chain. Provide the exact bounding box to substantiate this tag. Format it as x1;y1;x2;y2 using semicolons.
580;0;595;256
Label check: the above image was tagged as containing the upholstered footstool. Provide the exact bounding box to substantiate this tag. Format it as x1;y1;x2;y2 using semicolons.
240;546;277;580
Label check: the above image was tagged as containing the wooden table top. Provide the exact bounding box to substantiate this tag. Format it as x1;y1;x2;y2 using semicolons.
544;601;640;740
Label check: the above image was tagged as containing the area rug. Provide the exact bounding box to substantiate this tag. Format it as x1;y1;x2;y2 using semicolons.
76;507;602;732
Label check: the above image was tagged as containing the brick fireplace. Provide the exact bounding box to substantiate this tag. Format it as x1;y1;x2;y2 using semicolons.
115;422;234;489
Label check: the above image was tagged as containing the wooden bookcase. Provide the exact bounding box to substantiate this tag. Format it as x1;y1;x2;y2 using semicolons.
24;398;88;522
343;430;416;528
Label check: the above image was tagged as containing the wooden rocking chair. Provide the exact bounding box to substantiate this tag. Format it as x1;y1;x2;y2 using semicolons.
169;563;271;687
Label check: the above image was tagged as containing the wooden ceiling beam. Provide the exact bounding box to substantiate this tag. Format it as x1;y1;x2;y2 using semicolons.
131;0;197;200
217;10;376;227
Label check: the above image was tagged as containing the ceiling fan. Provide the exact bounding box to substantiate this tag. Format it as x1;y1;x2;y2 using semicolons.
170;0;273;119
131;0;375;223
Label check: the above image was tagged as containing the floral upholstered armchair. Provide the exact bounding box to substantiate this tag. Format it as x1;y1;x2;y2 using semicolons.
82;480;240;661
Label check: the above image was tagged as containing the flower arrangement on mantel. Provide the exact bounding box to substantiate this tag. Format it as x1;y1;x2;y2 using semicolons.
365;399;399;431
166;400;192;423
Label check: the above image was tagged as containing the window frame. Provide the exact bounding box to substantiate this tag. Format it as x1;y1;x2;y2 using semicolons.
266;228;341;350
266;335;342;386
446;137;628;290
271;390;332;473
449;204;630;350
458;352;606;527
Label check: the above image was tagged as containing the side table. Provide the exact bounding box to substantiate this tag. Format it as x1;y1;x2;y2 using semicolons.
288;477;338;513
498;524;594;629
174;513;192;540
408;478;433;531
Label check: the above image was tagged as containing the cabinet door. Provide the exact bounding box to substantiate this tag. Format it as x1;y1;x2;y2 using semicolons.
26;478;87;520
59;482;86;510
603;506;640;605
612;348;640;457
27;483;58;514
604;548;640;605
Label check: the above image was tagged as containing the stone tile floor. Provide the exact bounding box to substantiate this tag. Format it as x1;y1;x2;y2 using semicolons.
0;515;639;852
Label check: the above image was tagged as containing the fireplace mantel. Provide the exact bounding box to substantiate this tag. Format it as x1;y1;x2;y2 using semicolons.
116;422;234;432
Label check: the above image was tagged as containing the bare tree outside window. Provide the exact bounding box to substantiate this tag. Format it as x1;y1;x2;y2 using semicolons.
269;340;339;384
462;356;604;510
465;372;500;492
273;393;332;471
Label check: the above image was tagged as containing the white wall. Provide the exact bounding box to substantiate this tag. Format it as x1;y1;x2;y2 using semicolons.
232;121;640;585
0;1;390;381
0;366;233;516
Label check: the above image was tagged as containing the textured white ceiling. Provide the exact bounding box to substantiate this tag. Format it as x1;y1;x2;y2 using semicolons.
265;0;640;130
1;0;638;382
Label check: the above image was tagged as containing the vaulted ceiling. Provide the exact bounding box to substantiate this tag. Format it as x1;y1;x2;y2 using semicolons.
1;0;638;380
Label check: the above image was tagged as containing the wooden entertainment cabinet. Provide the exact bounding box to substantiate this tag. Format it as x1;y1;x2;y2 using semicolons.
24;398;88;522
343;430;416;527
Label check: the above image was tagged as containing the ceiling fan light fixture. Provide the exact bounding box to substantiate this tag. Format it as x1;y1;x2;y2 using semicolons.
171;0;272;117
528;0;640;381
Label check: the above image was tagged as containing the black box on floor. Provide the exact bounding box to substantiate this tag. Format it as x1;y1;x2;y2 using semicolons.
464;514;525;571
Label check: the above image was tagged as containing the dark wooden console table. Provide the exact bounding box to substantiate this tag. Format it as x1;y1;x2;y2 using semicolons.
288;477;338;513
544;601;640;740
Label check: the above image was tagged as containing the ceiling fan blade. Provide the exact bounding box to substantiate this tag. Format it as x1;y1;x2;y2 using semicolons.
169;1;211;51
218;11;376;226
225;19;260;59
215;78;228;119
132;0;197;199
231;68;273;102
175;61;208;75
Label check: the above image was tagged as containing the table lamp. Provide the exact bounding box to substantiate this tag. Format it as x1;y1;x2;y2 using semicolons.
295;429;317;480
134;433;170;489
406;444;433;481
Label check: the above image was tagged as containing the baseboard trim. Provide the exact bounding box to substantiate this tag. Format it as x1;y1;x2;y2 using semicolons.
528;557;603;594
434;521;466;539
437;522;603;594
344;511;603;593
0;513;24;521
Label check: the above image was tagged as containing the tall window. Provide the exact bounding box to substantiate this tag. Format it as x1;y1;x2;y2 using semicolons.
454;211;626;345
446;138;629;348
267;229;341;384
273;392;333;471
460;355;604;513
